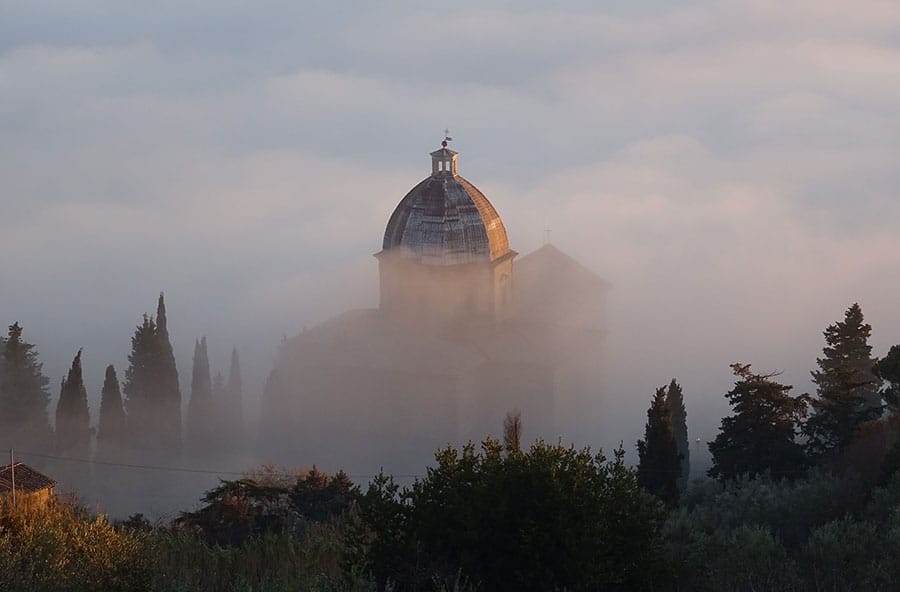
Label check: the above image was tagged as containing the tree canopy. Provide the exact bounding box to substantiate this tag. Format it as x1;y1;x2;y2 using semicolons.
709;363;808;481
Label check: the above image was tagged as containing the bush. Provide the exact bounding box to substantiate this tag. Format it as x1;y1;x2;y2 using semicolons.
0;497;151;592
355;439;666;592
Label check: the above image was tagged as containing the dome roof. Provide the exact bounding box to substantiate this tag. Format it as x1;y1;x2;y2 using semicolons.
382;144;510;265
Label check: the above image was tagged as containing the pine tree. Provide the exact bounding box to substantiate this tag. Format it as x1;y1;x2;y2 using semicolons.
97;364;127;458
636;386;680;504
804;303;882;459
665;379;690;492
55;349;92;457
187;336;212;454
0;323;52;451
709;364;808;481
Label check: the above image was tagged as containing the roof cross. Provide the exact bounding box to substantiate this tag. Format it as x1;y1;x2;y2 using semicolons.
442;128;453;148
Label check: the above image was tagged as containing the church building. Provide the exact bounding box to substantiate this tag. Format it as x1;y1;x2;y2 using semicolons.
259;139;608;474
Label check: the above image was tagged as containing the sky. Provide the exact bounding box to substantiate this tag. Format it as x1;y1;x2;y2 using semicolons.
2;0;900;449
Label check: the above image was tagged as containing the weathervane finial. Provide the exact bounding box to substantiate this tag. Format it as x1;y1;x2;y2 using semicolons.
442;128;452;148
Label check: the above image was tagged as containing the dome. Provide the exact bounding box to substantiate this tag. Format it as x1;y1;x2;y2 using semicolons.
382;144;510;266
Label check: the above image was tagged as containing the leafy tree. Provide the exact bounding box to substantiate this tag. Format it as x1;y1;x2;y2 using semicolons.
55;349;91;457
877;345;900;410
96;365;127;459
637;386;681;504
709;363;808;482
358;439;665;591
0;323;51;451
804;303;883;459
186;336;213;454
665;379;690;493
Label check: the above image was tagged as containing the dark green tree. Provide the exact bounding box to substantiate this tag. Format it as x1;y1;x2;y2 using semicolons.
0;323;52;451
186;336;212;454
709;363;808;481
55;349;91;457
97;364;127;458
358;440;665;592
804;303;882;459
154;293;182;455
665;378;690;492
225;347;243;433
637;386;681;504
124;314;159;453
124;294;182;460
876;345;900;410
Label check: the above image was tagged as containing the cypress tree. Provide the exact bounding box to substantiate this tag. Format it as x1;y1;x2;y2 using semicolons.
709;364;808;481
124;294;182;460
124;314;159;453
225;347;243;434
187;336;212;454
55;349;92;457
665;379;690;492
804;303;882;459
155;293;182;455
97;364;127;458
0;322;52;451
636;386;681;504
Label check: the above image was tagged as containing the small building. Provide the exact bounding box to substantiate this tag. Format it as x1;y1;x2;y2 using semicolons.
0;462;57;507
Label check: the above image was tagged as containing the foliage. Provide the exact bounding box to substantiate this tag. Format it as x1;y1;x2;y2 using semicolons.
877;344;900;410
805;303;883;459
0;497;152;592
356;439;666;592
176;468;360;546
186;336;213;455
665;379;690;493
709;363;808;482
0;322;52;450
97;364;128;458
55;349;92;457
124;294;182;459
637;386;681;504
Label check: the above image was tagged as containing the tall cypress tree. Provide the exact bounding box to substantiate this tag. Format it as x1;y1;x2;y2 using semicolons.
636;386;681;504
55;349;91;457
125;314;159;453
97;364;127;458
0;323;52;451
225;347;243;435
665;379;690;492
709;364;808;481
187;336;212;454
124;294;182;460
155;293;182;455
804;303;882;459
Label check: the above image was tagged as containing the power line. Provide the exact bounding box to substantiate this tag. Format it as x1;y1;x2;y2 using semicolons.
10;449;422;480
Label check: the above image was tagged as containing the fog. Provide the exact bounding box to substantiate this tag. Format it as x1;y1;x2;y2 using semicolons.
2;1;900;515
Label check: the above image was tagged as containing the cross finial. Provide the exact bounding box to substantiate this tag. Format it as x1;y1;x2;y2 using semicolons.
543;225;552;244
442;128;452;148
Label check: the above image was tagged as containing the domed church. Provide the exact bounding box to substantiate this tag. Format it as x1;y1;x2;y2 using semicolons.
377;141;516;321
259;139;609;475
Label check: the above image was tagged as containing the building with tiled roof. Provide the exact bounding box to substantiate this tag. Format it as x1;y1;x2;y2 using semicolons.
0;462;56;506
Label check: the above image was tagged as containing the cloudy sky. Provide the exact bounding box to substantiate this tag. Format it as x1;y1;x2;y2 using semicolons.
2;1;899;444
